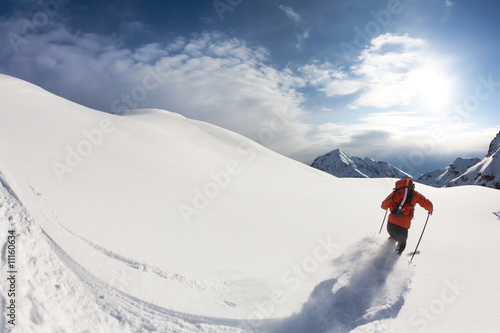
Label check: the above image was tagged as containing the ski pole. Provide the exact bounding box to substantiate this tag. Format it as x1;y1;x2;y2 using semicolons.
410;212;431;261
379;210;388;234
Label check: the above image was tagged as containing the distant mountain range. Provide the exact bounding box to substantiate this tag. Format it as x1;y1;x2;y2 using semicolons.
416;157;481;187
310;148;410;179
310;130;500;190
418;130;500;190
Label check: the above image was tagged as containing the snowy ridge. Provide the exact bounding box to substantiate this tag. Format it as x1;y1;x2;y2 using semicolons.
417;157;481;187
486;131;500;157
1;74;500;332
311;148;410;179
418;130;500;189
447;150;500;189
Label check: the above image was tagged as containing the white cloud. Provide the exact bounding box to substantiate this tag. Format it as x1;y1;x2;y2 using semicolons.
0;22;311;159
313;112;442;174
302;33;436;109
0;20;474;169
315;111;434;146
300;62;364;96
311;110;498;176
278;5;302;23
445;0;455;7
278;5;311;49
131;43;168;63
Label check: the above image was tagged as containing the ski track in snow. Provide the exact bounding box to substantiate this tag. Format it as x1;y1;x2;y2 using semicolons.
0;180;251;332
0;178;413;333
54;219;211;292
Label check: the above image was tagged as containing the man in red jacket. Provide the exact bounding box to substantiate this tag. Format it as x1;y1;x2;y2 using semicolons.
381;178;433;254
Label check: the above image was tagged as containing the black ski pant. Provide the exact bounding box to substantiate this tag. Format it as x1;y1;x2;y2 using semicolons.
387;222;408;254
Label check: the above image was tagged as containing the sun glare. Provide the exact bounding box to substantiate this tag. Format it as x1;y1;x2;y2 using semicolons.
411;64;453;112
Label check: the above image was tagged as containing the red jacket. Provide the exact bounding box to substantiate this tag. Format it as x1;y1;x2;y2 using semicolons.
381;190;433;229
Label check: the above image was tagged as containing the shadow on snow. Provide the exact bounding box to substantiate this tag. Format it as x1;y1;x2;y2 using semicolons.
258;238;407;333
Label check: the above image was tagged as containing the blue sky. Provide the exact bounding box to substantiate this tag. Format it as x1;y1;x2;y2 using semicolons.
1;0;499;176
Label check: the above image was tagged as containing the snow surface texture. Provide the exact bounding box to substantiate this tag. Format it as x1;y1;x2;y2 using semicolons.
1;74;500;332
310;149;409;179
418;131;500;190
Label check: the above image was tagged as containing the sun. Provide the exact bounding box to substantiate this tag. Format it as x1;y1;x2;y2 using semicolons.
411;63;454;112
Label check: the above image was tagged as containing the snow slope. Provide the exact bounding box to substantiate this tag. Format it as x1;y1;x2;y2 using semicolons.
311;149;410;179
1;74;500;332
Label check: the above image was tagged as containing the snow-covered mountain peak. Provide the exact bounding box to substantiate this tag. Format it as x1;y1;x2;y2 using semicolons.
326;148;357;166
417;157;481;187
418;130;500;189
311;148;410;179
487;130;500;157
